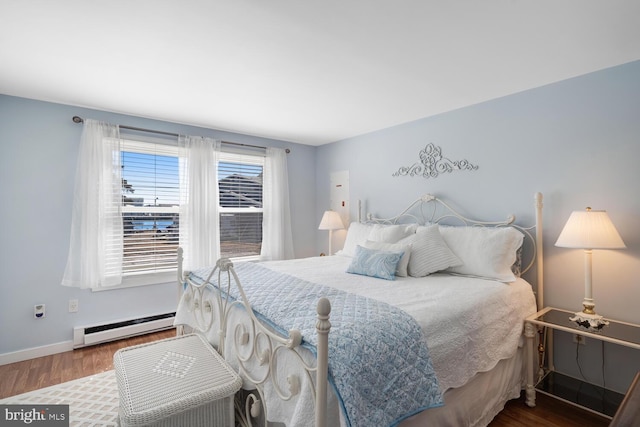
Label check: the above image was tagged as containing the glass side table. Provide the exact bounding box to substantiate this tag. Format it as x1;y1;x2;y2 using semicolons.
524;307;640;418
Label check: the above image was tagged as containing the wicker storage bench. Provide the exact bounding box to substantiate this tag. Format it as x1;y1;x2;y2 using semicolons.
113;333;242;427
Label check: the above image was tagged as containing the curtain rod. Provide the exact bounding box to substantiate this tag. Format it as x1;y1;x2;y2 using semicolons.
72;116;290;154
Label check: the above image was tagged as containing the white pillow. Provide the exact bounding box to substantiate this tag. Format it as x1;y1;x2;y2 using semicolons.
398;225;462;277
368;223;417;243
363;240;412;277
337;222;375;257
439;225;524;282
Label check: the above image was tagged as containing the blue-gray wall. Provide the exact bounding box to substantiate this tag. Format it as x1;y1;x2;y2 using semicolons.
0;95;317;356
315;60;640;393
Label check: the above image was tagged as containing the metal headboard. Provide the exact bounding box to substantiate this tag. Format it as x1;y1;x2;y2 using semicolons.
360;193;544;308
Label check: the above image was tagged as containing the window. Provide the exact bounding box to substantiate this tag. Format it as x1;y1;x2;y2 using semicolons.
118;140;264;282
218;153;264;259
120;140;180;277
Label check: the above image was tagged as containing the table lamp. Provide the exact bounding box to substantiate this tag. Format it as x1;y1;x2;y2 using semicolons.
318;210;344;255
555;207;626;329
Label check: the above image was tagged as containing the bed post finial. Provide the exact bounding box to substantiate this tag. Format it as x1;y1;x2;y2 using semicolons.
317;297;331;319
315;297;331;427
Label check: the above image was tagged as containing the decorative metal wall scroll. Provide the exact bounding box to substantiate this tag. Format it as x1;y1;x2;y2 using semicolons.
392;143;478;179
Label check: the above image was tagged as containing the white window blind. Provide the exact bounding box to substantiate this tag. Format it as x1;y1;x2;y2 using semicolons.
115;141;264;282
218;152;264;259
120;140;180;276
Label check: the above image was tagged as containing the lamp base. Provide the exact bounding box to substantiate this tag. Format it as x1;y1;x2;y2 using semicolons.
569;311;609;330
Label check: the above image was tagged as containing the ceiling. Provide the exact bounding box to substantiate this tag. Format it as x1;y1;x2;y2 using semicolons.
2;1;639;146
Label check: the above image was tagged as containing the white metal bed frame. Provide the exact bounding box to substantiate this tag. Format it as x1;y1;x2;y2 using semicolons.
176;255;332;427
176;192;544;427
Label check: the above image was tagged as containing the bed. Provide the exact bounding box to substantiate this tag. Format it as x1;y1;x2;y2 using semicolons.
174;193;544;427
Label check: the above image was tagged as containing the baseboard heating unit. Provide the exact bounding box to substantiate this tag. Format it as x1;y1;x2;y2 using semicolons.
73;312;176;348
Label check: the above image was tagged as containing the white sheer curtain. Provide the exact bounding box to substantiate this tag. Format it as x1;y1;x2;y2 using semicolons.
179;135;221;270
62;119;123;289
261;147;294;261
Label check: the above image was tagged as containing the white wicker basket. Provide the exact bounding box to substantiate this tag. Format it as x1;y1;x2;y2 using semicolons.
114;333;242;427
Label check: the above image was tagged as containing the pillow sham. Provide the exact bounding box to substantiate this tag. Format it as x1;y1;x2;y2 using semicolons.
368;223;417;244
337;222;418;257
338;222;375;257
346;245;404;281
398;225;462;277
438;225;524;282
363;240;412;277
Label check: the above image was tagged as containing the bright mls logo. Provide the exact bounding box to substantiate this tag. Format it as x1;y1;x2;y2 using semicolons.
1;405;68;426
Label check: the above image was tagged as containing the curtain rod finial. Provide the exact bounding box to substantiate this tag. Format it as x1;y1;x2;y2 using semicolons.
72;116;83;123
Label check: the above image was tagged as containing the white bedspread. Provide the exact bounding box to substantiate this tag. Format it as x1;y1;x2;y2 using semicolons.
263;255;537;392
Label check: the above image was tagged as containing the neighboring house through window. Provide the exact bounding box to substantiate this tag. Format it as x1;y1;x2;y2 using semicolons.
218;153;264;259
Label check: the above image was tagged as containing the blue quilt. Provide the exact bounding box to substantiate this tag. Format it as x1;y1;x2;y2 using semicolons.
190;262;443;427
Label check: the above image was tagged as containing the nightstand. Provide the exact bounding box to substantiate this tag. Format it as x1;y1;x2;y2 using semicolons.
524;307;640;418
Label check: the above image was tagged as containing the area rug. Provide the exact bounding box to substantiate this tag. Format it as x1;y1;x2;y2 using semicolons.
0;370;119;426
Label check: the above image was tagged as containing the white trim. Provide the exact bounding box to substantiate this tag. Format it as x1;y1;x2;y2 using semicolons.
92;274;175;292
0;341;74;366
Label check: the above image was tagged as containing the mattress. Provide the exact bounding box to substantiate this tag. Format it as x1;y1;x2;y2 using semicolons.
263;255;537;392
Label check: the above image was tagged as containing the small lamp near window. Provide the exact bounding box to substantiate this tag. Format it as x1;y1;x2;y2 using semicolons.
555;207;626;329
318;210;344;256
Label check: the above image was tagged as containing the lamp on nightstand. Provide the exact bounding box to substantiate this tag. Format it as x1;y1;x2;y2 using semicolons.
318;210;344;256
555;207;626;329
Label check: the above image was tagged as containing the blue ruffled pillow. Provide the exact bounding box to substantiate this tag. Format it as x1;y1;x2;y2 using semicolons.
346;245;404;280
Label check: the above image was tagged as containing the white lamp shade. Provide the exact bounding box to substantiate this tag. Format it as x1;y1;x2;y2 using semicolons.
555;209;626;249
318;210;344;231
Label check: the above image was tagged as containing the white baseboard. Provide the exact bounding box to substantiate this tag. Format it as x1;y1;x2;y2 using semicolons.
0;341;74;366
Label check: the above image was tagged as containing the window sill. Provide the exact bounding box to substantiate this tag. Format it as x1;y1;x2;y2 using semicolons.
228;255;261;263
91;255;260;292
91;271;177;292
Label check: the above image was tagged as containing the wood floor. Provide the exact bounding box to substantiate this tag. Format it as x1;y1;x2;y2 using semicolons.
490;393;609;427
0;329;176;399
0;329;610;426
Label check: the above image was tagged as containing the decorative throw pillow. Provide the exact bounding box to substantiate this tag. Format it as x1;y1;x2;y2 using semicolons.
368;223;417;243
346;245;404;280
439;225;524;282
363;240;412;277
337;222;375;257
399;225;462;277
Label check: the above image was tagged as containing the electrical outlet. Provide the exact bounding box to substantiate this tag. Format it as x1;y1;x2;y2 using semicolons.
573;334;586;345
34;304;46;318
69;299;79;313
